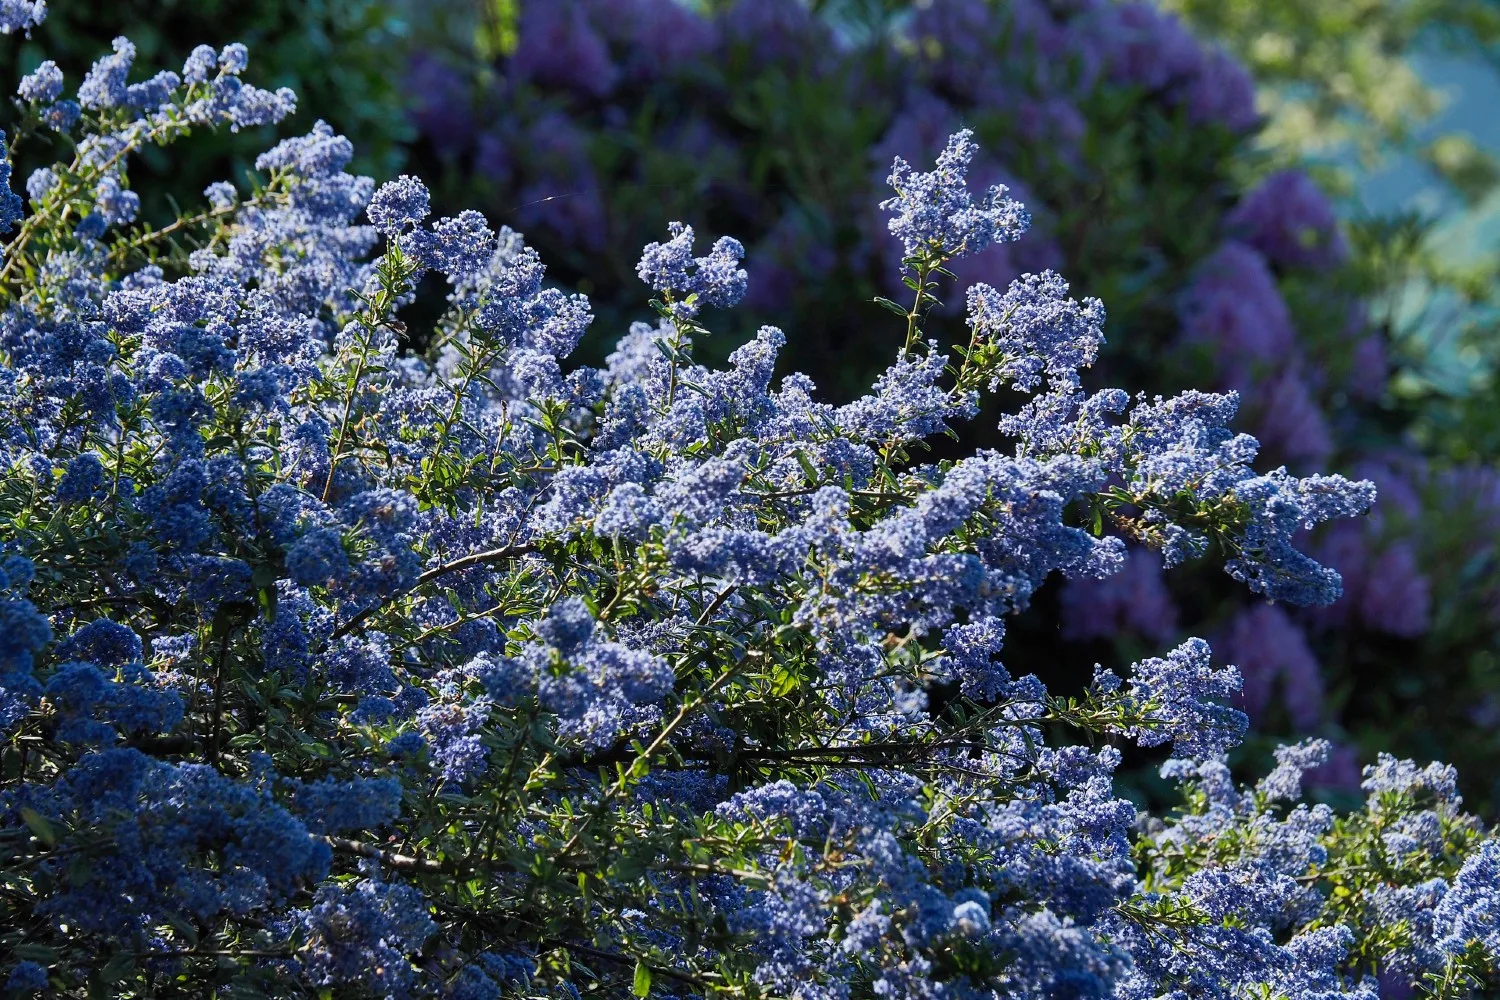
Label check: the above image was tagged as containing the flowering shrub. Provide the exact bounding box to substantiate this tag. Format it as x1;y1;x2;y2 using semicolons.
1;19;1500;999
391;0;1500;807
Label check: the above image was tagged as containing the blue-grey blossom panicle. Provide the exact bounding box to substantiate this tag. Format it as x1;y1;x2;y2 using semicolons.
93;175;140;227
835;347;972;443
464;234;593;356
16;62;75;132
203;181;237;210
405;209;496;280
74;212;107;242
218;43;250;75
937;615;1010;700
288;879;437;998
0;0;45;35
0;556;36;595
594;482;663;540
366;175;431;236
3;961;47;992
17;59;62;102
212;77;298;132
1112;637;1247;760
1361;753;1460;804
880;128;1030;259
77;36;181;113
635;222;748;318
45;660;184;743
1224;471;1376;606
534;596;596;654
537;630;675;751
25;166;57;203
0;131;22;235
285;526;351;589
693;234;749;308
1433;840;1500;958
287;776;402;835
416;693;490;783
56;451;106;504
0;600;48;729
182;44;218;84
56;617;144;667
1256;739;1331;802
79;35;136;109
39;98;79;131
965;270;1106;391
636;222;695;293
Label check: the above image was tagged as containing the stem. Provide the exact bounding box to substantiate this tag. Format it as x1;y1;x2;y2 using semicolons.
902;256;934;355
328;543;539;642
321;324;373;504
206;626;233;767
326;835;453;874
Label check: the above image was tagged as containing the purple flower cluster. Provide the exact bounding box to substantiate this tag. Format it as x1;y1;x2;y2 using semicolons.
1091;2;1258;132
1229;169;1350;270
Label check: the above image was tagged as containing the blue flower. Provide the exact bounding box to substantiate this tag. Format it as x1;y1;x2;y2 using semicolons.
4;961;47;993
880;128;1029;259
17;60;62;102
1111;638;1248;760
56;451;106;503
367;175;431;235
286;527;351;588
636;222;748;318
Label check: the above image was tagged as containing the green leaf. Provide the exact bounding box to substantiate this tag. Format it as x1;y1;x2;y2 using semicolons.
20;806;57;847
251;563;279;590
165;911;200;948
257;583;279;623
795;451;821;485
633;960;652;998
872;296;909;317
99;951;135;984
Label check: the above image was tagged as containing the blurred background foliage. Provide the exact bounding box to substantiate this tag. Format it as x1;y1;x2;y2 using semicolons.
11;0;1500;811
1158;0;1500;465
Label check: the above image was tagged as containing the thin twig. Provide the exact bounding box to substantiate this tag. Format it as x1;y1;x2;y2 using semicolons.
325;835;451;874
328;542;540;641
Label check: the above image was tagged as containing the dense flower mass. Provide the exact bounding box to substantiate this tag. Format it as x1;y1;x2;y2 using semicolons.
381;0;1500;791
0;19;1497;1000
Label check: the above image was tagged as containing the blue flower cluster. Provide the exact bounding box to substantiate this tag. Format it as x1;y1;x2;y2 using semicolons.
0;20;1496;1000
0;0;44;36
